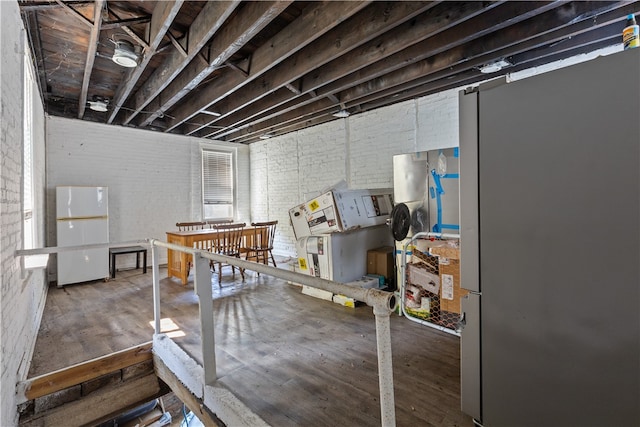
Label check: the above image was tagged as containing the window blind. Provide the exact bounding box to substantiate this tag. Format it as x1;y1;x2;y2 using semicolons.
202;150;233;205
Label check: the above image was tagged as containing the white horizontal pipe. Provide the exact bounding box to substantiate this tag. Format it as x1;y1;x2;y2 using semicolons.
14;240;149;256
149;239;396;313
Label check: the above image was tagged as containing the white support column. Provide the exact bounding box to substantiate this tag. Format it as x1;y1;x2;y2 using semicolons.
193;252;216;385
373;304;396;427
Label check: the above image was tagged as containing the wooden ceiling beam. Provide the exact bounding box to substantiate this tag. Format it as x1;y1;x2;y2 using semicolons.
356;37;619;113
179;1;437;136
107;0;184;123
232;33;620;144
107;6;150;49
201;0;542;140
121;1;241;125
138;1;293;127
22;10;48;100
53;0;92;28
339;0;629;105
308;0;561;101
77;0;103;119
221;2;629;143
20;0;90;11
162;0;374;132
101;16;151;30
166;30;188;57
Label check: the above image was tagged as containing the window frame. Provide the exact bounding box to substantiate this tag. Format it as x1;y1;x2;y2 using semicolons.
23;37;35;251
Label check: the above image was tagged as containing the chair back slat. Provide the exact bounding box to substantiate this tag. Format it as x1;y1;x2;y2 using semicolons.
176;221;206;231
213;223;246;257
207;219;234;228
250;221;277;251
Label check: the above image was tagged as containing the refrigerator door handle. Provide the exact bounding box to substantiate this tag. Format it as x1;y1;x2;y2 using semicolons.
456;311;466;333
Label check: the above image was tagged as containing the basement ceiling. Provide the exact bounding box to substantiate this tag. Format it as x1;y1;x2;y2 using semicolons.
19;1;639;144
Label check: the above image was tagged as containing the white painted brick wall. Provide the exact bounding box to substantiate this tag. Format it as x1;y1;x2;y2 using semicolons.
349;101;417;189
298;119;346;197
264;134;300;255
1;2;48;426
46;117;250;271
417;89;460;151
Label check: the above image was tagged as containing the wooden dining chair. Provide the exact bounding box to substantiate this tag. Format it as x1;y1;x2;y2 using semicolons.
211;222;246;284
176;222;207;276
176;221;206;231
246;221;277;268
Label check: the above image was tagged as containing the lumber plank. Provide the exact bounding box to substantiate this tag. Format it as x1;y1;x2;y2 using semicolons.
20;372;162;427
20;341;152;401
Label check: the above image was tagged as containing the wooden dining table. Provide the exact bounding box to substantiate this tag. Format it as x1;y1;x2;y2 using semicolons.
166;227;265;285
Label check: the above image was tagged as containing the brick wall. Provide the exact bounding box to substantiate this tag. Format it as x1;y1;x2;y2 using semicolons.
46;117;251;272
1;2;48;426
249;96;458;257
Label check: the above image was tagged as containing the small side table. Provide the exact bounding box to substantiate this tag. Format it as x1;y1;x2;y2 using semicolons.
109;246;147;279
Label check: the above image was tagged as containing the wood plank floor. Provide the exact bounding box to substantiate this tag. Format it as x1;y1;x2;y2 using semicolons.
29;260;473;427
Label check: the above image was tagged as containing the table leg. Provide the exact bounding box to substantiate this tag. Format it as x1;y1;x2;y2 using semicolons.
143;250;147;274
111;253;116;279
181;252;189;285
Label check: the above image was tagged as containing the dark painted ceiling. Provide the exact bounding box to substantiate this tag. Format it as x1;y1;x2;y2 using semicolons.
19;1;639;143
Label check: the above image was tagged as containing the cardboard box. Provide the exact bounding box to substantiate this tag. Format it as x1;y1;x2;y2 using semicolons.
301;285;333;301
429;247;468;314
289;189;393;238
332;294;358;307
429;245;460;260
367;246;394;280
407;263;440;294
405;296;438;321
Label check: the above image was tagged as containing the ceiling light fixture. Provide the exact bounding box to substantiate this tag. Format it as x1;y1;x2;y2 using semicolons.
88;99;109;112
112;40;140;68
332;109;350;118
479;59;511;74
259;133;274;139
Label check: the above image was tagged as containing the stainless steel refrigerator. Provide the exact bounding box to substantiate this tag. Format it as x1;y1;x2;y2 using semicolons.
459;48;640;426
56;186;109;286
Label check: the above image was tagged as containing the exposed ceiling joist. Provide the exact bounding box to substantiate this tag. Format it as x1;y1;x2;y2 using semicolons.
163;0;374;133
19;1;639;144
138;0;293;127
107;0;184;123
121;0;241;125
77;0;104;119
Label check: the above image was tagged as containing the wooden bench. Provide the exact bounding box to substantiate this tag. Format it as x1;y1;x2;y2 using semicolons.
109;246;147;279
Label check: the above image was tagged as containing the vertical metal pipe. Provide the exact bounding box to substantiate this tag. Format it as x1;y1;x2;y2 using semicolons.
373;303;396;427
193;252;217;385
150;241;161;335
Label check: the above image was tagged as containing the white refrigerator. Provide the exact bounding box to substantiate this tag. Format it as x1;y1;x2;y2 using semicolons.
56;186;109;286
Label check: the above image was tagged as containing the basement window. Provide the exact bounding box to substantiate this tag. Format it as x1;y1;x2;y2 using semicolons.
23;38;47;270
202;150;235;220
23;48;35;252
